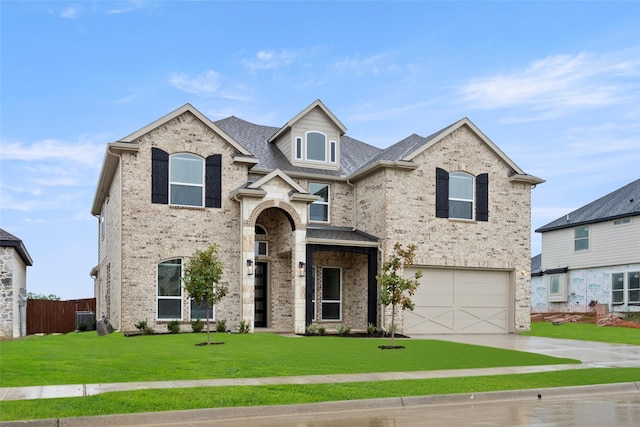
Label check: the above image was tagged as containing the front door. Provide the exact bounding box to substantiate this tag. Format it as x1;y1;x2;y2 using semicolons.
254;262;268;328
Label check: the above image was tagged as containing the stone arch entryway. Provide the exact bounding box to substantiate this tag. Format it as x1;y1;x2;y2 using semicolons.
242;200;307;333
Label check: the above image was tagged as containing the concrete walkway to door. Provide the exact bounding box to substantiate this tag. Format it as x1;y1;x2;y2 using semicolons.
1;334;639;402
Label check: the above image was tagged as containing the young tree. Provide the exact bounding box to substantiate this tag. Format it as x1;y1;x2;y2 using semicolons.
376;243;422;348
183;244;227;345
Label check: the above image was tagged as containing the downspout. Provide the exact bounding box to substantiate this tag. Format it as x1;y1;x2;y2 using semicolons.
106;145;123;329
378;244;385;330
346;178;357;231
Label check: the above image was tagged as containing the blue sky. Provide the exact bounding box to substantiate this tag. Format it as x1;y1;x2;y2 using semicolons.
1;1;639;300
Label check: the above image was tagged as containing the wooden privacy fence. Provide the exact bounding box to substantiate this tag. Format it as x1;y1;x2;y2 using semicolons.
27;298;96;334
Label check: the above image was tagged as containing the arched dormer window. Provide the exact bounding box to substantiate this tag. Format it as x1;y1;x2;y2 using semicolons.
306;131;327;162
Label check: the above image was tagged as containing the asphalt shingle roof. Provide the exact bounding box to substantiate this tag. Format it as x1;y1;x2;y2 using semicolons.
536;178;640;233
0;228;33;266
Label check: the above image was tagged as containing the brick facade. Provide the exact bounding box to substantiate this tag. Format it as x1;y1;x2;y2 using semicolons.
92;102;540;334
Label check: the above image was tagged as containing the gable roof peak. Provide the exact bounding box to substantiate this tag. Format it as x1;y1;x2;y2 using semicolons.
268;99;347;143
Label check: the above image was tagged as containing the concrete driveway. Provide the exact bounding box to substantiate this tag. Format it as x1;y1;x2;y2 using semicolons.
409;334;640;367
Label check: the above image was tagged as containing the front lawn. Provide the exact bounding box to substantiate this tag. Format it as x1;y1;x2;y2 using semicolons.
521;322;640;345
2;368;639;421
0;332;579;387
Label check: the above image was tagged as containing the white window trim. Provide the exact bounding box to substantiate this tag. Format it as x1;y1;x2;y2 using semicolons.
330;140;337;163
321;266;342;321
157;259;183;321
305;131;328;163
574;226;589;252
613;218;632;226
255;241;268;256
613;271;640;305
547;273;568;302
629;271;640;304
169;153;205;207
309;182;330;223
449;172;474;220
295;137;303;160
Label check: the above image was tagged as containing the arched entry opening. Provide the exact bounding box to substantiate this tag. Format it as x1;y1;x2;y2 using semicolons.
252;206;298;331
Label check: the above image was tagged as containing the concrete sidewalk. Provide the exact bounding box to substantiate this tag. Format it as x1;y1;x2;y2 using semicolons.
0;363;585;401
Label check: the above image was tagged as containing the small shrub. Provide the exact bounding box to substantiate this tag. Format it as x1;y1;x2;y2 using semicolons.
134;320;154;335
191;319;204;333
366;323;377;335
317;326;326;336
383;323;398;336
216;319;227;333
336;324;351;336
167;320;180;334
306;324;318;335
238;320;250;334
77;323;88;332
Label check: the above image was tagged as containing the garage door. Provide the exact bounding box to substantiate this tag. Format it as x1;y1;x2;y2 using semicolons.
403;268;510;334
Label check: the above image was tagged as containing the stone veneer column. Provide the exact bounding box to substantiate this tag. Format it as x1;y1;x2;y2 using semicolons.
293;229;307;334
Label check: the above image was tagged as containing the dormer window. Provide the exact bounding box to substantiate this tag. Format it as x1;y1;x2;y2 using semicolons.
306;132;326;162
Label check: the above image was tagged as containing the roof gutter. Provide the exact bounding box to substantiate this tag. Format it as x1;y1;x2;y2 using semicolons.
91;142;139;216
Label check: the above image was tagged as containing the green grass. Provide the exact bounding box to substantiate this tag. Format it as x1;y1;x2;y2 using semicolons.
2;368;639;421
0;332;579;387
522;322;640;345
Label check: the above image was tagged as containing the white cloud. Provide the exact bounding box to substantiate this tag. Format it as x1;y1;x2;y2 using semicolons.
60;4;83;19
106;0;146;15
0;138;104;166
460;50;640;118
243;50;295;71
170;70;220;95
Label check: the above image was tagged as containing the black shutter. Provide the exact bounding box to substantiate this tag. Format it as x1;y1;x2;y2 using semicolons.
435;167;449;218
476;173;489;222
205;154;222;208
151;148;169;204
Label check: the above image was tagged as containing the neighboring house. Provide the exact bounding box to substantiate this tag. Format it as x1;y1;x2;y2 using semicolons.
0;228;33;338
90;100;543;335
531;179;640;313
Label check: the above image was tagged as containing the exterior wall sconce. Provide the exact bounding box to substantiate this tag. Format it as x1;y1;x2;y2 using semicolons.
246;259;254;276
298;261;306;277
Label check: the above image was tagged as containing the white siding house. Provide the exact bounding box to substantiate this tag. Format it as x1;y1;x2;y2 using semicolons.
531;179;640;313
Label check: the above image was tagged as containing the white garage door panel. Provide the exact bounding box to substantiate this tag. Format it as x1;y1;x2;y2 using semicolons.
403;268;510;334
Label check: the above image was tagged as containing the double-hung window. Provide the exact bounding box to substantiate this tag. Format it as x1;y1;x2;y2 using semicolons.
574;226;589;251
309;183;330;222
321;267;341;320
157;259;182;320
449;172;474;220
170;153;204;207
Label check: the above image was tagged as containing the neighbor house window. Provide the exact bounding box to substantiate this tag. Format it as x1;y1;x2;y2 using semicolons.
614;218;631;226
190;299;214;320
449;172;474;220
157;259;182;320
309;182;330;222
629;272;640;304
330;141;337;163
306;132;327;162
574;226;589;251
612;273;625;304
170;153;204;207
548;273;568;302
321;267;341;320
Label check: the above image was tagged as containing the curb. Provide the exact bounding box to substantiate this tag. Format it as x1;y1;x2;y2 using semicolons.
3;382;639;427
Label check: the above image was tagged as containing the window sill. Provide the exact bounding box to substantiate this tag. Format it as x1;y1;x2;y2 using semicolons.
169;204;206;211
